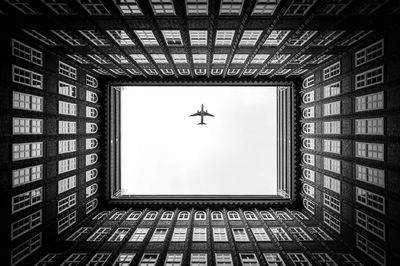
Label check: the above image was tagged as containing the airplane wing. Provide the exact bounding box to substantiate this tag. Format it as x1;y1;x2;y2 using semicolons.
190;112;201;117
203;112;214;117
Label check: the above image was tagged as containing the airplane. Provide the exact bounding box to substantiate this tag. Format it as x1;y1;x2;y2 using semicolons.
190;104;214;125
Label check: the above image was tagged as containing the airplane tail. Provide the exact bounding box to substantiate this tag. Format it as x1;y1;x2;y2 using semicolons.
198;122;206;125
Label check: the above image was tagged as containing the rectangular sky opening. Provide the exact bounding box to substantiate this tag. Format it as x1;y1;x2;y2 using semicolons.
121;86;277;195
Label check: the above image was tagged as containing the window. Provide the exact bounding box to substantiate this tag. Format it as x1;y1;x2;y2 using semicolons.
130;54;149;64
212;54;228;64
140;254;159;266
195;211;206;220
162;30;182;46
323;175;341;194
86;106;98;118
302;91;314;103
324;157;341;174
190;30;207;46
59;61;77;80
193;54;207;64
355;66;384;89
11;233;41;266
303;169;315;182
80;29;110;45
61;253;87;266
12;165;42;188
12;187;42;214
215;253;233;265
195;69;207;75
303;154;315;166
23;29;58;45
356;233;385;265
323;139;341;153
286;31;317;46
178;211;190;220
151;54;168;64
355;142;384;161
86;153;98;166
260;211;274;220
232;54;249;64
161;211;174;220
58;175;77;194
338;253;363;266
263;253;285;266
113;253;136;265
227;68;240;76
107;30;135;46
288;227;312;241
303;198;315;214
59;121;76;134
302;107;314;118
51;30;85;46
308;227;332;241
92;211;109;220
276;211;292;220
215;30;235;46
323;121;341;134
77;0;109;15
228;211;240;220
144;211;158;220
231;228;248;242
59;101;77;116
238;30;262;46
286;0;316;15
12;210;42;240
312;253;337;266
13;90;44;112
270;227;291;241
324;194;341;213
303;138;315;149
87;253;111;266
108;228;130;241
213;228;228;242
251;54;269;64
151;228;168;241
323;61;340;80
356;164;385;188
12;65;43;89
244;211;257;220
356;210;385;240
239;254;259;266
264;30;290;46
12;142;43;161
135;30;159;46
355;118;384;135
303;184;315;198
67;54;89;64
323;101;341;116
172;54;188;64
58;193;76;214
324;81;341;98
129;228;149;242
193;228;207;241
355;39;384;67
356;187;385;213
302;75;314;89
86;184;98;198
243;69;258;75
150;0;175;15
220;0;243;15
211;211;223;220
86;169;98;182
58;211;76;234
211;69;223;75
186;0;208;15
12;39;42;66
87;227;111;241
125;211;141;220
252;0;279;15
251;228;270;241
86;138;98;150
303;123;314;134
171;228;187;241
116;0;142;15
178;68;190;75
88;54;110;64
86;122;98;133
191;253;207;265
59;81;77;98
12;117;43;135
58;139;76;154
66;227;91;241
355;92;384;112
35;253;63;265
323;211;341;233
86;74;98;88
86;198;98;214
58;157;76;174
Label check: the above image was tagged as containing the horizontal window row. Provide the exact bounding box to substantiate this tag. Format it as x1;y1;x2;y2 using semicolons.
303;117;384;135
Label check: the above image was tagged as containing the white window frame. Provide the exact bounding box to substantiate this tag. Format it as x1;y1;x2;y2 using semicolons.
58;175;77;194
57;193;76;214
193;227;207;242
355;164;385;188
13;91;43;112
12;209;42;240
58;157;77;174
150;228;168;242
12;117;43;135
323;81;341;98
12;65;43;89
12;164;43;188
355;66;384;89
355;92;384;112
12;39;43;66
302;75;314;89
323;121;341;134
355;39;384;67
356;210;385;240
356;233;386;265
129;228;149;242
356;187;385;214
323;211;341;233
12;142;43;161
323;61;341;80
58;211;76;234
323;175;341;194
355;142;384;161
59;61;77;80
12;187;43;214
323;193;341;213
58;101;77;116
171;228;187;242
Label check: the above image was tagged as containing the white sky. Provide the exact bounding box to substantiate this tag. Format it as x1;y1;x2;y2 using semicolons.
121;86;277;195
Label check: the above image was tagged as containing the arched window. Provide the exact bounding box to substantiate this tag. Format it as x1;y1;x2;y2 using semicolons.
86;90;98;103
92;211;109;220
228;211;240;220
194;69;206;75
303;107;315;118
86;107;98;118
178;211;190;220
302;74;314;89
86;183;98;198
86;74;98;88
86;123;98;133
244;211;257;220
275;211;292;220
303;184;315;198
291;211;308;220
243;69;257;75
127;211;142;220
303;198;315;214
161;69;174;75
86;198;97;214
303;138;315;149
195;211;206;220
86;154;98;166
211;69;223;76
161;211;174;220
227;69;240;76
302;169;315;182
211;211;223;220
302;91;315;103
86;168;98;182
144;211;158;220
86;138;98;150
303;153;315;166
144;69;158;75
302;123;315;134
110;211;126;220
260;211;275;220
178;69;190;75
